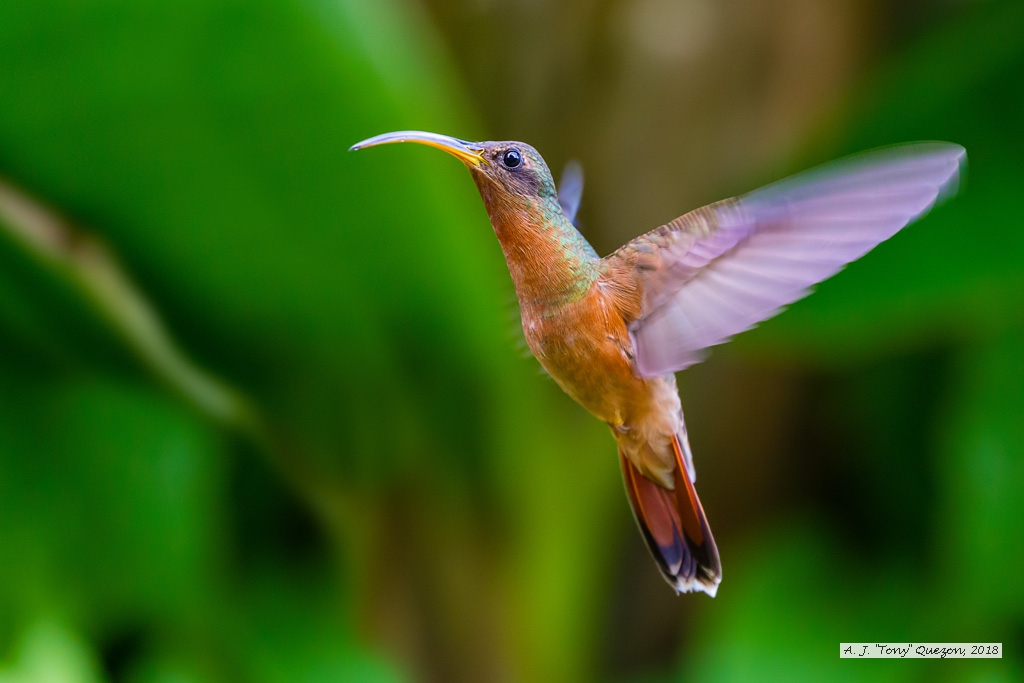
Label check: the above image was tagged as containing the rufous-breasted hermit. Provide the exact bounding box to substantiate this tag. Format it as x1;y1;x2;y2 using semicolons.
351;131;965;596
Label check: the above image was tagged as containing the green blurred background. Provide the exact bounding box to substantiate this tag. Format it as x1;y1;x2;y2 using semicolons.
0;0;1021;681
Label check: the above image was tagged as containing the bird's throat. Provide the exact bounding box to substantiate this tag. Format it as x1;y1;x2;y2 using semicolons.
474;180;600;309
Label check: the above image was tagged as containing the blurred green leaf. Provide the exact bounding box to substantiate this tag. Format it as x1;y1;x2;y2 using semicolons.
0;1;617;681
0;621;105;683
224;575;405;683
0;371;225;628
0;0;506;479
936;328;1024;620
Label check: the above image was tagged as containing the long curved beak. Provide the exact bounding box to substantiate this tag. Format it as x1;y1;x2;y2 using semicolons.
350;131;487;167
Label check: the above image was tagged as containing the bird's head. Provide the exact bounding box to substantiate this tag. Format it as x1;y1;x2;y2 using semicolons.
350;131;558;211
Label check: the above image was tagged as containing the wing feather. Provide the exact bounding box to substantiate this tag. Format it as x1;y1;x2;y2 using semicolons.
609;142;966;377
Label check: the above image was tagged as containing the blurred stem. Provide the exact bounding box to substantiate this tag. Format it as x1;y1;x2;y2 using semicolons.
0;177;257;431
0;176;346;500
0;177;371;601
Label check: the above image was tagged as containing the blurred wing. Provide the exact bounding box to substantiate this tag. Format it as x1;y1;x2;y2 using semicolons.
557;159;585;226
613;142;966;377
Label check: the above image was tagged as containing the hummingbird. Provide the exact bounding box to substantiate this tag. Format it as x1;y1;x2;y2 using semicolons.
351;131;965;596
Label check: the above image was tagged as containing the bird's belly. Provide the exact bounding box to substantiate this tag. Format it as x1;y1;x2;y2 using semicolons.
521;290;684;485
522;295;650;427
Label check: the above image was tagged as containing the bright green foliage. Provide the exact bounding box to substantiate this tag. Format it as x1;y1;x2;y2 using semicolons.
0;1;617;680
0;1;1021;682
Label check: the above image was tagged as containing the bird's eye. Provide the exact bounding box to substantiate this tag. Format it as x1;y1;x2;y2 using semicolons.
502;148;522;169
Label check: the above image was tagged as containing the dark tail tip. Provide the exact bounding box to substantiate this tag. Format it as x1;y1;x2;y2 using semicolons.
619;439;721;596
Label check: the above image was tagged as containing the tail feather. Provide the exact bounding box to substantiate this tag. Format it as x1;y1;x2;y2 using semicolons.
620;433;721;596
